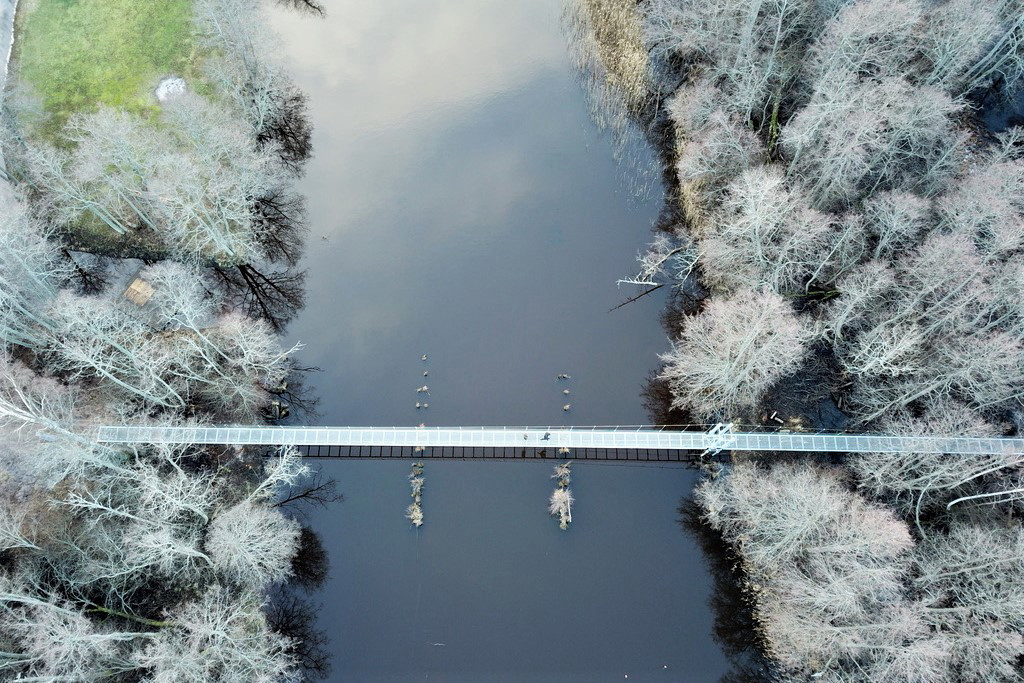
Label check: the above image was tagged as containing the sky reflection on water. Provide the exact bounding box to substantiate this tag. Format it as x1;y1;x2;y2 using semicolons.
267;1;732;680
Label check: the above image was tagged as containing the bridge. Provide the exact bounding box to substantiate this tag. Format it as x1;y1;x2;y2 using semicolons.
95;425;1024;461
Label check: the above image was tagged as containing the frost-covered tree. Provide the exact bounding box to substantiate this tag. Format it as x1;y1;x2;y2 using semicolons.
697;461;946;681
938;157;1024;256
920;0;1024;96
0;574;149;680
643;0;844;123
678;106;766;183
206;501;300;588
825;228;1024;421
659;288;809;418
46;273;299;420
783;74;964;209
63;107;166;233
0;189;67;349
54;444;219;602
915;520;1024;682
175;311;300;418
196;0;314;174
0;356;94;449
154;94;287;264
138;585;299;683
47;290;185;410
849;401;1022;522
696;166;849;292
862;190;933;261
20;95;287;264
803;0;921;85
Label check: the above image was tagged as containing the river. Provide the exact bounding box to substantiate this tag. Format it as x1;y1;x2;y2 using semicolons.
267;1;733;680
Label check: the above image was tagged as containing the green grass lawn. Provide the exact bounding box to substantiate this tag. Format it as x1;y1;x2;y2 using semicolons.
14;0;196;128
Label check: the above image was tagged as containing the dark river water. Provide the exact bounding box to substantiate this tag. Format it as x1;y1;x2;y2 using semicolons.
267;1;732;680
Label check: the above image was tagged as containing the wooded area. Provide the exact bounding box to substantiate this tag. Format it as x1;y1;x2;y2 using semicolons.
0;0;328;680
567;0;1024;680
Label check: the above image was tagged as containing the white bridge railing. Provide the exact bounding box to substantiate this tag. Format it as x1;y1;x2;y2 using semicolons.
94;425;1024;455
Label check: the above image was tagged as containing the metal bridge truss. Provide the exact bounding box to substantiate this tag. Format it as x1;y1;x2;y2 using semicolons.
94;425;1024;458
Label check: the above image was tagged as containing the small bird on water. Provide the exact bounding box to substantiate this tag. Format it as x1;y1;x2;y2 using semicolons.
421;354;428;361
562;404;571;412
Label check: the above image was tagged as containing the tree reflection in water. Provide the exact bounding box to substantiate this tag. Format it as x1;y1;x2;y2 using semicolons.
678;496;783;683
268;522;335;679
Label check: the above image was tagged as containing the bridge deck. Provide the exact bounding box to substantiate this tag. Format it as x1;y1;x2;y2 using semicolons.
94;426;1024;456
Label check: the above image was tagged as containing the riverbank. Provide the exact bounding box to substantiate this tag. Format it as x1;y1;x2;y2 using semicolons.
568;1;1024;681
0;1;327;680
0;0;16;83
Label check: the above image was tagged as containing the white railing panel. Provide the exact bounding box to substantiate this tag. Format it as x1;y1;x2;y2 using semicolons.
91;426;1024;456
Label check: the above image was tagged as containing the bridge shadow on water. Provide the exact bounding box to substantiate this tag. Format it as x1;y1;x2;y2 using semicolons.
295;443;707;464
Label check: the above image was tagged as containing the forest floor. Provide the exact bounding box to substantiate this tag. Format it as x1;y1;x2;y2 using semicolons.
9;0;204;253
12;0;197;137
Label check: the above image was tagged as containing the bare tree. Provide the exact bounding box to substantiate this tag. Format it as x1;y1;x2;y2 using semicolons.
783;73;964;209
0;189;67;349
676;111;766;205
246;446;310;504
0;356;107;464
47;269;300;421
804;0;921;85
46;290;186;410
922;0;1024;96
617;232;696;288
696;166;850;292
178;312;302;419
63;107;166;233
919;0;1005;93
862;190;933;261
821;221;1024;421
848;400;1020;523
915;520;1024;682
938;158;1024;257
154;94;288;264
20;141;141;236
822;260;897;342
659;288;809;418
205;501;301;588
696;461;943;682
0;574;150;680
20;92;291;265
643;0;841;124
138;585;299;682
55;444;219;603
196;0;315;173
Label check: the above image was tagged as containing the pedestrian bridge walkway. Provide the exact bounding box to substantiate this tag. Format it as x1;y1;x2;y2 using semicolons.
94;424;1024;460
